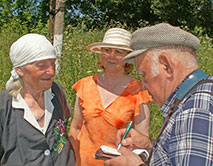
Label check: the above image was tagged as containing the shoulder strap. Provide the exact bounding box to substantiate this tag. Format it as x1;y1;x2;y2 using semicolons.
176;69;209;100
156;78;213;142
182;79;213;103
183;79;213;100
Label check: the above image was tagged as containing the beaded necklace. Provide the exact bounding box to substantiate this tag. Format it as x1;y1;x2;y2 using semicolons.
36;112;45;122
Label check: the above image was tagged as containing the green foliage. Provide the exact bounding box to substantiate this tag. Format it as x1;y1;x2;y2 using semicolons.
151;0;213;37
198;35;213;75
0;0;212;37
149;103;162;139
0;23;212;140
0;0;48;33
31;19;50;36
0;33;13;89
65;0;155;29
65;0;213;37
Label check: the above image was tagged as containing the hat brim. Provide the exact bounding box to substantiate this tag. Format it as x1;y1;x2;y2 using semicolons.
87;42;132;54
123;49;147;64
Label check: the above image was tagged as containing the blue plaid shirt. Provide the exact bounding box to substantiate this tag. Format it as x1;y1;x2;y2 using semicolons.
150;72;213;166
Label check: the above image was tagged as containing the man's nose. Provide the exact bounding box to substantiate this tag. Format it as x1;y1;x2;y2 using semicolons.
108;49;116;57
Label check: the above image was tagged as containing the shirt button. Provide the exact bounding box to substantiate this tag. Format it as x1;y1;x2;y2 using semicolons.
44;149;51;156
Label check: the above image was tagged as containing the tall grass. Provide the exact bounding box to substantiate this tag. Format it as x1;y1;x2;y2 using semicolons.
0;24;212;139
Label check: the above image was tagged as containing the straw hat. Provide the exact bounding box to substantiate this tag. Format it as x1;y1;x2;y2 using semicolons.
87;28;132;54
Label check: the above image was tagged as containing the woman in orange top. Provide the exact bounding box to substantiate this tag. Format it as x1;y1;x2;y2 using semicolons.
69;28;152;166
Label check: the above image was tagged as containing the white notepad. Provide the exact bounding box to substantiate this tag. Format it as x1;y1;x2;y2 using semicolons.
100;145;149;158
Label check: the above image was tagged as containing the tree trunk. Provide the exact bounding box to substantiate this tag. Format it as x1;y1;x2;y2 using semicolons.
49;0;56;44
53;0;65;72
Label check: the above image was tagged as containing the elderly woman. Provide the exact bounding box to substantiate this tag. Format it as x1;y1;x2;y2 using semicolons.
0;34;75;166
69;28;152;166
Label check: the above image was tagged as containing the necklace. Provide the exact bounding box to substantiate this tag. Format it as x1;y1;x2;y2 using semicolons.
36;112;45;122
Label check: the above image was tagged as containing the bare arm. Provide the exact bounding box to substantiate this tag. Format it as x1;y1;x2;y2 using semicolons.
68;96;83;166
68;96;83;141
134;103;150;137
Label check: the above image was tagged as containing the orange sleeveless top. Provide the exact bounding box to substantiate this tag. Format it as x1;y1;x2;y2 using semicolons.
72;74;152;166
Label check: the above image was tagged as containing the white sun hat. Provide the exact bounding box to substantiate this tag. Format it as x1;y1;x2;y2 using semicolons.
87;28;132;54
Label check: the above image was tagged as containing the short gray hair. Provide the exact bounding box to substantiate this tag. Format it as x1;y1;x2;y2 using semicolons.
148;45;198;77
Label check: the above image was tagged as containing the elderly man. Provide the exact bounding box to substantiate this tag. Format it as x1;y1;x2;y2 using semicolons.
104;23;213;166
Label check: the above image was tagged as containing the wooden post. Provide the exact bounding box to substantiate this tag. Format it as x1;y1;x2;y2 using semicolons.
53;0;65;72
49;0;56;44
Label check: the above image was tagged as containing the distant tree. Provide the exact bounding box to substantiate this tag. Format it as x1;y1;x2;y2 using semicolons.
0;0;49;33
65;0;213;37
65;0;158;29
0;0;212;37
151;0;213;37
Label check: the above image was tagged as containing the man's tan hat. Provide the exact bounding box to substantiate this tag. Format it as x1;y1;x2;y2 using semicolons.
123;23;200;64
87;28;132;53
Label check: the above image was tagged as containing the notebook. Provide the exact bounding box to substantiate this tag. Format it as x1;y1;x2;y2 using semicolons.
95;145;149;161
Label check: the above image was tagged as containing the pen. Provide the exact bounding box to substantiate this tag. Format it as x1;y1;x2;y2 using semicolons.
117;121;133;150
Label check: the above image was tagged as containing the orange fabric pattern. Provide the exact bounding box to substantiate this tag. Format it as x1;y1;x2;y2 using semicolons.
72;74;152;166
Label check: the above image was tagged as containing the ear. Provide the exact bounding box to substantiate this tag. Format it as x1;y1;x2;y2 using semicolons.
15;67;24;77
158;53;173;77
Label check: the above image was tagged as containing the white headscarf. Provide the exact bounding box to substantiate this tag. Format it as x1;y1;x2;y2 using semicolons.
6;33;57;89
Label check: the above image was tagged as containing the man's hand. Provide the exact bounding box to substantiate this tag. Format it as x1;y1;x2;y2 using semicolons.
116;128;152;150
104;147;144;166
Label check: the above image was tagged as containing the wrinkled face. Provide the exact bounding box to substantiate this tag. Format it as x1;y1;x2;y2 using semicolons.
17;58;56;92
135;53;166;106
101;47;130;73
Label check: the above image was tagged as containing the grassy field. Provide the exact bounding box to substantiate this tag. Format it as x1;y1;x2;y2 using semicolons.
0;26;212;139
